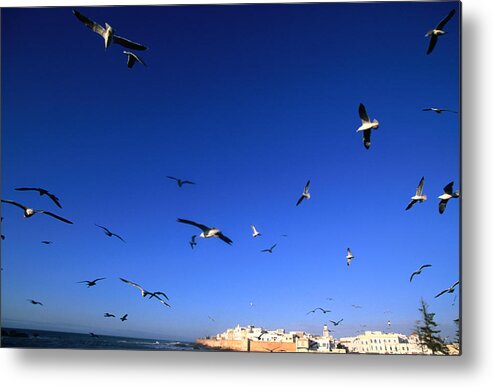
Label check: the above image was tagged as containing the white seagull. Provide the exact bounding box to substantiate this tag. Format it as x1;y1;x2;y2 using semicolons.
405;177;427;210
177;218;233;245
357;103;379;150
296;180;311;206
423;107;457;114
251;225;261;238
438;181;459;214
435;280;459;298
73;9;147;51
346;248;355;266
123;51;146;68
119;278;170;307
1;199;73;224
425;9;456;55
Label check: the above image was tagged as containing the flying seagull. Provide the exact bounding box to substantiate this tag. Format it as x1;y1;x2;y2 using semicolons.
41;241;53;244
189;235;197;249
251;225;261;238
387;320;392;327
89;332;100;338
95;224;125;242
410;264;432;282
120;314;128;322
208;316;215;322
27;299;43;306
438;181;460;214
435;280;460;298
77;277;106;287
346;248;355;266
177;218;233;245
14;187;62;208
296;180;311;206
1;200;73;224
119;278;170;306
352;304;362;309
425;9;456;55
123;51;146;68
330;319;344;326
423;107;458;114
306;307;331;315
104;313;116;318
167;176;195;187
261;244;277;253
73;9;147;51
405;177;427;210
357;103;379;150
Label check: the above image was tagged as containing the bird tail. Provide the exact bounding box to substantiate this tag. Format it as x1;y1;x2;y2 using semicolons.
422;195;427;201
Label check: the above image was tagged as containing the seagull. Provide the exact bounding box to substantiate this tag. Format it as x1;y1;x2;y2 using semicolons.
119;278;170;306
356;103;379;150
73;9;147;51
249;301;255;308
405;177;427;210
189;235;197;249
425;9;456;55
95;224;125;242
41;241;53;244
120;314;128;322
352;304;362;309
251;225;261;238
14;187;62;208
435;280;460;298
123;51;146;68
410;264;432;282
208;316;215;322
330;319;344;326
296;180;311;206
261;244;277;253
423;107;457;114
104;313;115;318
306;307;331;315
438;182;460;214
346;248;354;266
387;320;392;327
77;277;106;287
27;299;43;306
177;218;233;245
167;176;195;187
1;200;73;224
89;332;100;338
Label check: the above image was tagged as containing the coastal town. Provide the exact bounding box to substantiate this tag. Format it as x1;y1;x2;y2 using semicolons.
196;324;459;355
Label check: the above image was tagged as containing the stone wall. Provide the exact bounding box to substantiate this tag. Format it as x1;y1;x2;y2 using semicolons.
196;338;249;351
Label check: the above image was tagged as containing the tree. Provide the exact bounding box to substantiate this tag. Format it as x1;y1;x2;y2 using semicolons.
416;298;449;355
453;318;461;352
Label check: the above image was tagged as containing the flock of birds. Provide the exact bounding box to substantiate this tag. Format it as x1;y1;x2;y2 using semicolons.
1;6;460;342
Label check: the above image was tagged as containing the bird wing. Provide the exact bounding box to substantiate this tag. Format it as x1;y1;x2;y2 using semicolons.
77;280;90;284
218;232;233;245
95;224;111;233
363;129;371;149
1;199;28;210
443;181;454;195
119;278;145;292
271;244;277;250
72;9;106;36
306;310;315;315
436;9;456;30
420;264;432;270
177;218;209;232
296;195;305;206
330;320;336;325
181;180;195;185
94;277;106;282
304;180;310;193
113;35;147;51
439;199;448;214
426;34;438;55
451;280;460;288
39;211;73;224
46;192;62;208
406;199;416;211
434;289;448;298
358;103;370;123
153;291;170;301
422;108;433;111
416;177;425;196
113;233;126;242
409;271;418;282
338;319;344;324
167;176;179;182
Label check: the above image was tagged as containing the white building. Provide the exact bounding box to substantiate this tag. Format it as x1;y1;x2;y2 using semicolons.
340;331;430;355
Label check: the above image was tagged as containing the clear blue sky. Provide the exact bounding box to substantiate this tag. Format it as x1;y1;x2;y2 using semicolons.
1;1;460;342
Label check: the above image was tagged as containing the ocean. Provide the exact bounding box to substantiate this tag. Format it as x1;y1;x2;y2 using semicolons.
1;327;214;351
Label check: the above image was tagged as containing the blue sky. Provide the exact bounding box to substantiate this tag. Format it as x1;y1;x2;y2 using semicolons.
1;1;460;342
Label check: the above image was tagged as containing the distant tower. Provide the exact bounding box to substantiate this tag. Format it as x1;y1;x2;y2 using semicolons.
323;323;330;338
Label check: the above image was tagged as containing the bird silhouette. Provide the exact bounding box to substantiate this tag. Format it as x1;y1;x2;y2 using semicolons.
95;224;125;242
167;176;195;187
330;319;344;326
177;218;233;245
307;307;331;315
2;200;73;224
425;9;456;55
14;187;62;208
410;264;432;282
261;244;277;253
435;280;460;298
296;180;311;206
120;314;128;322
77;278;106;287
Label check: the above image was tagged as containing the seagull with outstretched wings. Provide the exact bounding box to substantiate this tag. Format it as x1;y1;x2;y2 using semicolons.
425;9;456;55
167;176;195;187
177;218;233;245
410;264;432;282
95;224;125;242
405;177;427;210
1;199;73;224
73;9;147;51
296;180;311;206
435;280;460;298
357;103;379;150
438;181;459;214
123;51;146;68
15;187;62;208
